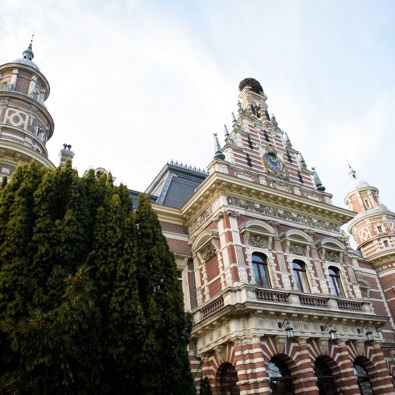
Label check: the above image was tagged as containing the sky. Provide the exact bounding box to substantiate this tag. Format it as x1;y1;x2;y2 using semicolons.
0;0;394;226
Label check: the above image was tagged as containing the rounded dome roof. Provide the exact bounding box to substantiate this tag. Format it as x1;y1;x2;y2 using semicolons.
12;57;40;71
347;178;370;193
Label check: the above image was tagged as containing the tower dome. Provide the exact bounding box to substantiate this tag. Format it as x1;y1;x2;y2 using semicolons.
347;165;370;193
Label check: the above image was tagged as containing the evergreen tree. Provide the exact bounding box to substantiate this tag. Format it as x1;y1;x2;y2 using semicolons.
0;164;195;394
135;194;195;395
199;377;213;395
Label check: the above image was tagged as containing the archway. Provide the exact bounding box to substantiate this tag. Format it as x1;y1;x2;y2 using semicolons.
268;356;295;395
315;357;336;395
218;363;240;395
354;358;374;395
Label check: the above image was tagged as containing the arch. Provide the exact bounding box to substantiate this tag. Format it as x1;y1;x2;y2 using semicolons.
315;356;337;395
280;229;314;245
191;230;219;252
316;237;346;251
268;354;295;395
216;362;240;395
354;356;375;395
240;219;277;236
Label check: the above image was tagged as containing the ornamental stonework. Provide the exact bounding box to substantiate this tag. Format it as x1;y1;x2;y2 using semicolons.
325;251;340;262
227;196;340;232
201;244;216;261
249;234;269;248
289;244;304;255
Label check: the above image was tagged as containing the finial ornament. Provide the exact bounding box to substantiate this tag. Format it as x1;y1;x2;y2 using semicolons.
22;33;35;61
213;133;225;161
312;167;326;192
347;159;357;180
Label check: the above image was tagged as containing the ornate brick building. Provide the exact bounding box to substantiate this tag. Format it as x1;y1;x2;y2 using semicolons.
2;44;395;394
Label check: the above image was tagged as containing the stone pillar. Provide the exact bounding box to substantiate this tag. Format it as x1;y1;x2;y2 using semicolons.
335;340;359;395
292;337;319;395
369;341;395;395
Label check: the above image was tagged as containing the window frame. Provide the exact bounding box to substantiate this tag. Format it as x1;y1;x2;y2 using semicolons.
292;260;310;292
252;252;271;287
328;266;343;297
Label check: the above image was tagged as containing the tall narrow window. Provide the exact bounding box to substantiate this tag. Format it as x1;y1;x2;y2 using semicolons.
293;260;310;292
383;240;389;247
252;252;270;287
328;267;343;297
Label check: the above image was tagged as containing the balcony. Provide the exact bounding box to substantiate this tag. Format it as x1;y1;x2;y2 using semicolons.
193;284;372;324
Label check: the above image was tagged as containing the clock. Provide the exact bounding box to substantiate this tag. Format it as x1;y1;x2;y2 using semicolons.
264;153;281;170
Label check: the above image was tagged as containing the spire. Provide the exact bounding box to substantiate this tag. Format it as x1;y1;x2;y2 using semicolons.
283;132;292;147
22;33;35;61
224;124;230;138
213;133;225;160
312;167;326;192
348;161;357;180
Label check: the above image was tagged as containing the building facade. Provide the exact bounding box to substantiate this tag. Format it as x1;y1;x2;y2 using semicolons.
1;45;395;394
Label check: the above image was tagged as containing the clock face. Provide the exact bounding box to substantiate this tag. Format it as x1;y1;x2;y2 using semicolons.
264;154;281;170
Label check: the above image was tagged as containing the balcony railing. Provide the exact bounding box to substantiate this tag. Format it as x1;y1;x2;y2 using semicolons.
256;289;289;304
193;284;372;324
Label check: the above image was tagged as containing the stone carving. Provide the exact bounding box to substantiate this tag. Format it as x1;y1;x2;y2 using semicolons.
227;209;239;217
325;251;340;262
212;212;224;222
281;274;291;289
227;196;340;232
249;234;268;248
201;244;216;261
189;200;220;234
289;244;304;255
267;220;279;228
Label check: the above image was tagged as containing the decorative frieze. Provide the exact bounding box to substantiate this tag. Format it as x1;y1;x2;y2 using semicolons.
325;251;340;262
227;196;340;232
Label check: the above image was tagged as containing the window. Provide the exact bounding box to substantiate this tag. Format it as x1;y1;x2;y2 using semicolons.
364;199;370;209
328;267;343;297
219;363;239;395
293;260;310;292
269;357;295;395
252;252;270;287
377;226;382;233
383;240;389;247
315;358;336;395
354;363;373;395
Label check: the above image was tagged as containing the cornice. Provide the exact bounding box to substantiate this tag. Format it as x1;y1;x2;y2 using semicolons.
181;171;355;226
151;202;183;225
0;140;55;169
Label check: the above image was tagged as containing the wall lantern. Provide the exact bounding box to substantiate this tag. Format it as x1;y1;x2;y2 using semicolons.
320;322;337;341
358;325;374;342
278;319;294;339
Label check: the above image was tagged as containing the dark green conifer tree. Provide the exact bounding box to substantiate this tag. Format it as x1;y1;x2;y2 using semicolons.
199;376;213;395
135;194;195;395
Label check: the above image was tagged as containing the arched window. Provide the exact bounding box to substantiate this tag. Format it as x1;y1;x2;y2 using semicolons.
252;252;271;287
219;363;239;395
354;363;373;395
328;267;343;297
315;358;336;395
268;356;295;395
293;260;310;292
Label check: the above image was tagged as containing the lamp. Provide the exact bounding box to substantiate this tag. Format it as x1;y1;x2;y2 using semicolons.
278;319;294;339
320;322;337;341
358;325;374;342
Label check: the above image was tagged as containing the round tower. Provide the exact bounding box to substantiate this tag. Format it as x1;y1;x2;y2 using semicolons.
344;165;395;318
0;38;55;179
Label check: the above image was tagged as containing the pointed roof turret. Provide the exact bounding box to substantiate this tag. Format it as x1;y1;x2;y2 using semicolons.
213;133;225;160
23;34;35;61
13;35;40;70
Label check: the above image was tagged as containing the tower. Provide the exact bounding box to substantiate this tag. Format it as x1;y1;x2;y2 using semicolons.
345;165;395;320
0;38;55;180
